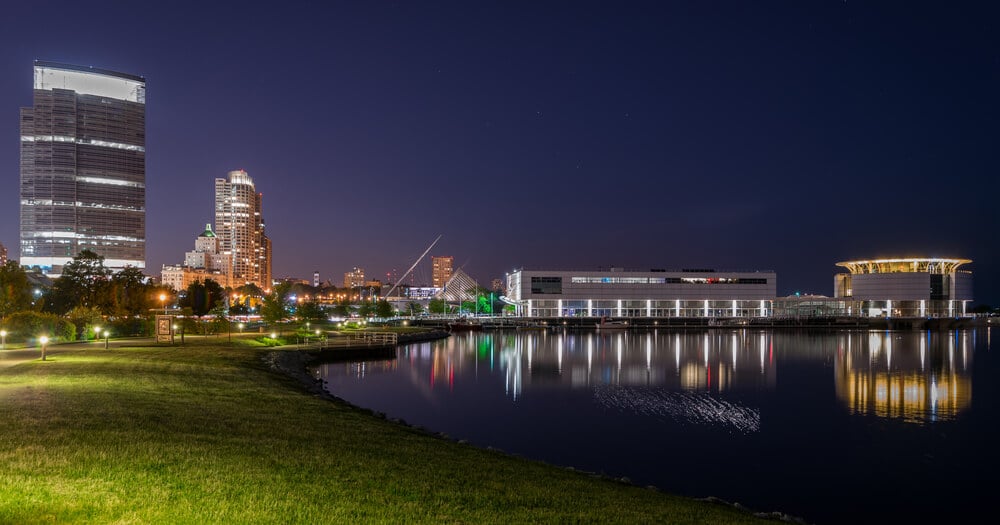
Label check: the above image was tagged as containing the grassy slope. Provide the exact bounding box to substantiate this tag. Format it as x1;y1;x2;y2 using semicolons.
0;340;772;524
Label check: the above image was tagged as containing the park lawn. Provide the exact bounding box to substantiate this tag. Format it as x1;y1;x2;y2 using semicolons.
0;340;773;524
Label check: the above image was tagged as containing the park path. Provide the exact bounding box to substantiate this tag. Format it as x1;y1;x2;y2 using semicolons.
0;337;155;370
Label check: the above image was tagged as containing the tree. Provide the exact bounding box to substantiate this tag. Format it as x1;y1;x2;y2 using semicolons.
375;300;394;319
109;266;153;317
208;301;229;335
428;298;448;314
66;306;105;340
261;282;291;326
180;279;225;317
331;298;353;318
357;301;375;318
44;250;112;315
0;261;33;320
296;300;326;322
405;301;424;316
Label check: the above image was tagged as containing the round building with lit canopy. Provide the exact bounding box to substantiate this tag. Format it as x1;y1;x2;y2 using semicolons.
833;258;973;317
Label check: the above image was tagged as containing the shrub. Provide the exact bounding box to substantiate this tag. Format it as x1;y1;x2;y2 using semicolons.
3;311;76;343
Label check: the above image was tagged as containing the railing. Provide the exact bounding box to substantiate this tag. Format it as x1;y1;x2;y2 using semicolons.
307;331;398;349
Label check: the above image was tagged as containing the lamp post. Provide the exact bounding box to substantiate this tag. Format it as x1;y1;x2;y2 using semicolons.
159;293;167;314
39;335;48;361
1;329;6;350
103;330;110;349
94;326;101;343
239;323;244;335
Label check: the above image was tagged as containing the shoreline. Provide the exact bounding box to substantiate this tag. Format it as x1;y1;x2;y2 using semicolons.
264;329;808;524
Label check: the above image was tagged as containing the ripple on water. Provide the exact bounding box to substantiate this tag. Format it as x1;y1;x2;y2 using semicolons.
592;385;761;434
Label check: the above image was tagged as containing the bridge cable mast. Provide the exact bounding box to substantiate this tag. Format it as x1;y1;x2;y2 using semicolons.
383;234;442;299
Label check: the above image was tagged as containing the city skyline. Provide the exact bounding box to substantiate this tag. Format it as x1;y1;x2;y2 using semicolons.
0;2;997;304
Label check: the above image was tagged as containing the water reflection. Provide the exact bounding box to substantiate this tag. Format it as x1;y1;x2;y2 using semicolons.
445;330;779;397
312;328;989;525
315;329;977;427
834;331;972;423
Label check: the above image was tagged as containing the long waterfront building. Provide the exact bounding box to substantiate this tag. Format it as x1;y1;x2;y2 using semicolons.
19;61;146;273
505;268;777;318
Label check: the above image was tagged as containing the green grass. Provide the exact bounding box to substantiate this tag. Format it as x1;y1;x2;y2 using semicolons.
0;340;773;524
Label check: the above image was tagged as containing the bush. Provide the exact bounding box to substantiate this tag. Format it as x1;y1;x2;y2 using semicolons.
3;311;76;343
109;317;153;337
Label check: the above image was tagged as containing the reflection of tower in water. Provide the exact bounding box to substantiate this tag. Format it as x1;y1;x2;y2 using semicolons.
834;331;972;423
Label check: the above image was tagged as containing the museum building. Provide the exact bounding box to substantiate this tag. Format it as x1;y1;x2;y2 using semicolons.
505;268;777;318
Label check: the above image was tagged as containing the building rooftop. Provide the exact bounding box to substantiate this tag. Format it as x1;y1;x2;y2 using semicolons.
836;258;972;275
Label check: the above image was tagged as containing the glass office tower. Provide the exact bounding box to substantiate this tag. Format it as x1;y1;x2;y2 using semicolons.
19;61;146;273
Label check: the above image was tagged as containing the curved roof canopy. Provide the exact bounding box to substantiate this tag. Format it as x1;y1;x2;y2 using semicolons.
836;258;971;275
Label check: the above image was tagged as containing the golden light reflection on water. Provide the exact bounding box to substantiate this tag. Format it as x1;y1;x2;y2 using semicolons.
834;331;972;424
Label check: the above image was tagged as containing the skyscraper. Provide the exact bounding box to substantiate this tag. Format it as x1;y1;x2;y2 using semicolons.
215;170;271;289
19;61;146;273
432;256;454;288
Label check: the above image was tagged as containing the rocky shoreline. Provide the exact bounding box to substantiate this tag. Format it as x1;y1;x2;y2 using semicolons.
263;328;451;401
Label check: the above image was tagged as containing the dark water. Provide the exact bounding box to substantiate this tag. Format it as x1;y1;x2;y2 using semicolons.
313;328;999;524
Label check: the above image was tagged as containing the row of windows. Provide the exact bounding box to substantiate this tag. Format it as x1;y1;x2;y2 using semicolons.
566;276;769;285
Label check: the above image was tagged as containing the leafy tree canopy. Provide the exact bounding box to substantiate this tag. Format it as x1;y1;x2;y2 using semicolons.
296;300;327;322
0;261;34;319
43;250;112;315
261;282;292;325
180;279;225;317
375;300;395;319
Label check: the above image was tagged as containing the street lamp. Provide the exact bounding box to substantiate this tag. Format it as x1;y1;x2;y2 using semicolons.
1;329;6;350
103;330;110;349
159;293;167;314
39;335;49;361
94;326;101;342
239;323;244;334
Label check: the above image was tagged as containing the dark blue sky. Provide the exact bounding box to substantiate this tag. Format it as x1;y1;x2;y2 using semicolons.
1;1;997;304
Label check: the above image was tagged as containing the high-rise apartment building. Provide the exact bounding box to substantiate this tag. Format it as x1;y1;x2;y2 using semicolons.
344;267;365;289
214;170;271;288
0;242;7;265
20;61;146;273
432;256;454;288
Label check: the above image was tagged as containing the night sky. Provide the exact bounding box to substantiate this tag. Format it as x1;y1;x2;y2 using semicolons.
1;1;997;304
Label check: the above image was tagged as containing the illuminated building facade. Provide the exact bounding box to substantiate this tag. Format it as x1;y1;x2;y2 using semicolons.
834;258;973;317
160;264;230;292
160;224;231;291
215;170;270;288
0;242;7;265
432;256;453;288
505;268;776;318
344;267;365;288
20;61;146;273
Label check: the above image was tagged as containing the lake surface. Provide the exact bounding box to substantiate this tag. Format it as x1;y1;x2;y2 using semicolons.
313;328;999;524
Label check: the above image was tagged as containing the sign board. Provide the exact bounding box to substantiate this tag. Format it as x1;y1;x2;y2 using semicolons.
156;315;174;343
